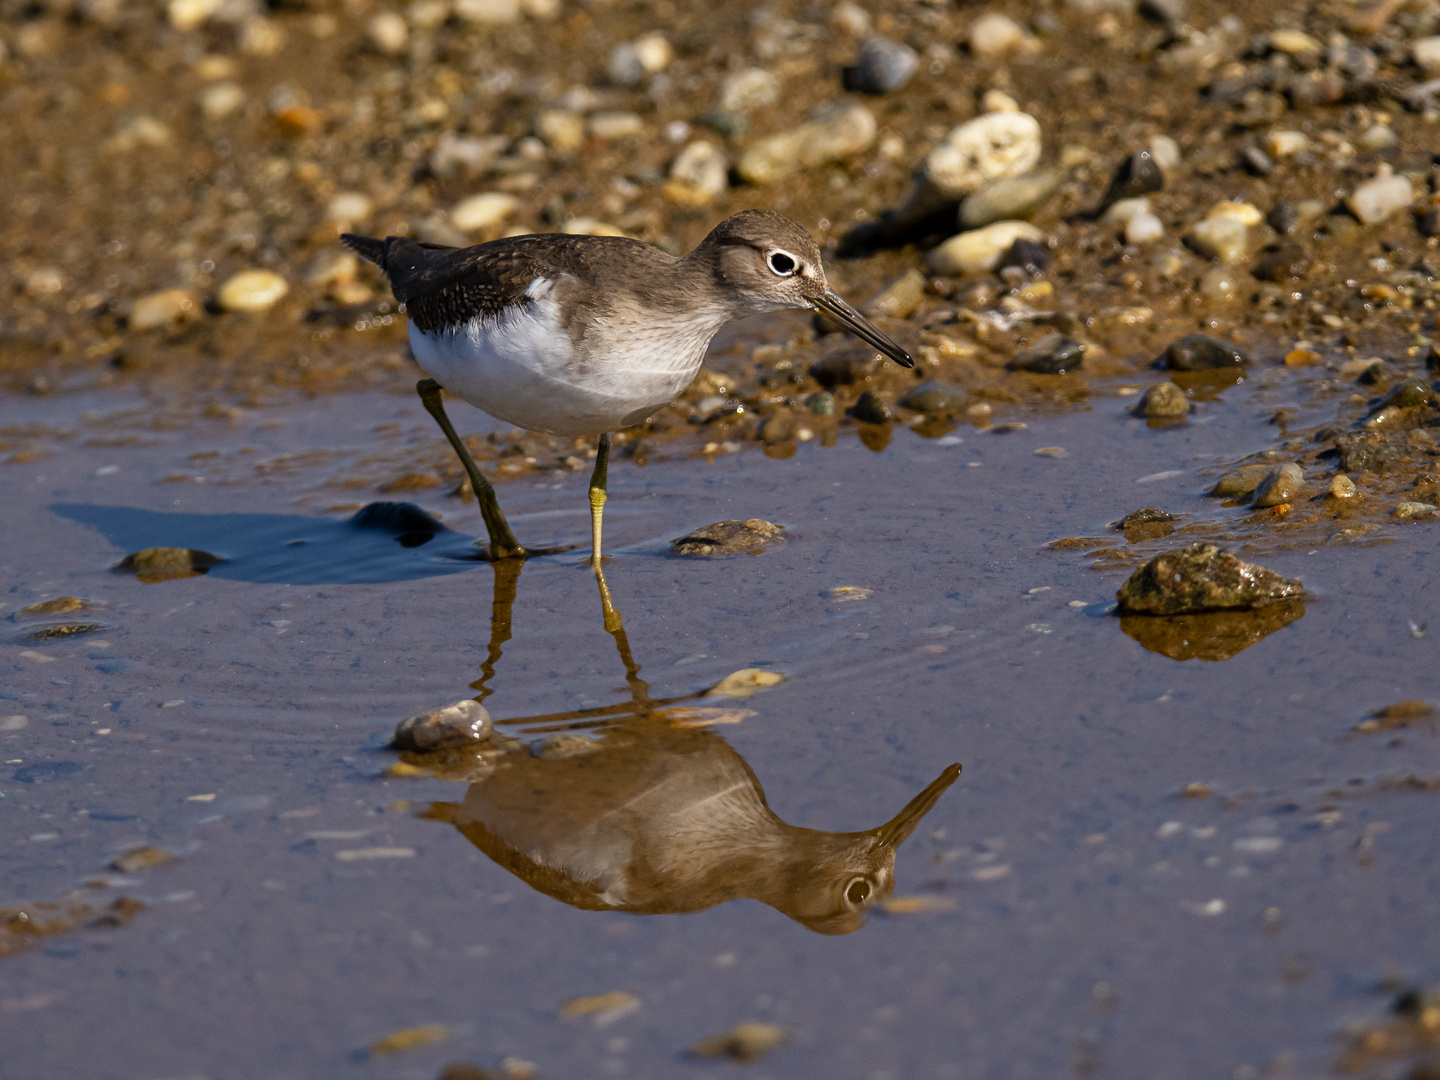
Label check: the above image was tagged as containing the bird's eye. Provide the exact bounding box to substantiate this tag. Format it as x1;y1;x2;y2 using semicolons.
845;877;872;906
767;250;798;276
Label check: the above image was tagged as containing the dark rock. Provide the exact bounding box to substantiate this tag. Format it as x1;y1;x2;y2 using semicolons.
1251;244;1311;282
1376;377;1438;412
1332;433;1402;474
1120;601;1305;661
1420;206;1440;238
1160;334;1248;371
695;109;749;140
23;621;105;641
848;389;892;424
1267;202;1300;234
1116;541;1304;614
1114;507;1176;542
1241;146;1274;176
1357;359;1389;385
1008;333;1085;374
1139;0;1187;30
808;341;879;389
843;36;918;95
115;547;223;582
670;519;786;557
349;501;447;548
1100;149;1163;211
898;380;968;417
394;699;491;752
997;237;1051;275
805;390;836;416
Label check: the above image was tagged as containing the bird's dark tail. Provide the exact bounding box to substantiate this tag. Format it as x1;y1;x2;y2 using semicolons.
340;233;388;270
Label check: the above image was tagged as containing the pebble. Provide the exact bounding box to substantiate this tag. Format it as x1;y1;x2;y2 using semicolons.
366;11;408;54
848;389;892;424
669;141;729;201
928;221;1046;276
1102;197;1151;224
535;109;585;153
394;699;491;751
1115;507;1176;541
1346;170;1415;225
1161;334;1247;370
19;597;89;617
759;410;795;445
968;13;1031;58
736;102;876;185
845;36;918;94
1126;213;1165;244
959;169;1063;229
24;267;64;295
1189;217;1248;263
1356;124;1396;151
1116;541;1304;614
1241;147;1273;177
200;81;245;119
863;268;926;319
719;68;780;113
1008;333;1086;374
1134;381;1189;417
1206;200;1264;226
1414;36;1440;72
326;191;373;224
1251;463;1304;508
168;0;222;31
923;112;1043;199
1149;135;1182;172
1000;237;1051;275
805;391;836;416
1198;265;1239;298
430;133;510;179
981;89;1020;113
129;288;198;331
1265;130;1310;158
670;520;786;557
898;380;968;417
1328;474;1357;499
450;192;518;232
1269;29;1321;54
1101;149;1164;210
588;111;643;140
217;269;288;313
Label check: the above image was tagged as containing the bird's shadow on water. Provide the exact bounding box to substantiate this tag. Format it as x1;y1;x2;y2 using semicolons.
50;501;494;585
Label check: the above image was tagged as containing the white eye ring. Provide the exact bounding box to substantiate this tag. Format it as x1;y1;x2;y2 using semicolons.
766;249;799;276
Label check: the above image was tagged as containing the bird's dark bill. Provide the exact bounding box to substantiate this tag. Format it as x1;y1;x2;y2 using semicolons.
811;290;914;368
875;762;962;848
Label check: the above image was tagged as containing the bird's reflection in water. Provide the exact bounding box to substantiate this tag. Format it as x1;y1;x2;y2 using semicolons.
419;561;960;935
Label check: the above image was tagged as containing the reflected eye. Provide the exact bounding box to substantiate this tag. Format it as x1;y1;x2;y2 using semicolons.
767;250;798;276
845;877;872;906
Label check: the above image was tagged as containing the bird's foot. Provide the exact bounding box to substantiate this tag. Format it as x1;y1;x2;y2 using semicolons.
468;540;576;562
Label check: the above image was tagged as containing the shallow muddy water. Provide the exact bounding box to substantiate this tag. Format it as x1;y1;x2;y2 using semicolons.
3;360;1438;1080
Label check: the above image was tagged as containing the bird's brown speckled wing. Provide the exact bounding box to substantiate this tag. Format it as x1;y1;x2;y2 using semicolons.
342;232;662;334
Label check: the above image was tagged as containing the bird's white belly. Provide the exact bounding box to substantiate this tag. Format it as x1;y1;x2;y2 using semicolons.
409;295;720;437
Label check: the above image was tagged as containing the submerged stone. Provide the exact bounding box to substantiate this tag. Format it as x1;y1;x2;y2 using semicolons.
1120;601;1305;661
1116;541;1304;614
116;547;223;582
848;390;892;424
1008;333;1085;374
898;380;968;417
1134;382;1190;417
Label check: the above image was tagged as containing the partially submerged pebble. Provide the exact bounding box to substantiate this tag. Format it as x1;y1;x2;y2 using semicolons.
1161;334;1247;371
1347;170;1414;225
1114;507;1176;541
1394;501;1439;519
116;547;223;582
689;1022;791;1063
848;389;892;424
898;380;968;417
707;668;784;698
1116;541;1304;614
928;221;1045;276
1134;382;1189;418
670;519;786;557
736;102;876;184
111;846;177;873
1251;463;1305;508
1008;333;1085;374
1211;465;1271;497
129;289;198;331
394;699;491;752
1328;474;1357;499
19;596;90;617
844;36;918;94
217;270;289;313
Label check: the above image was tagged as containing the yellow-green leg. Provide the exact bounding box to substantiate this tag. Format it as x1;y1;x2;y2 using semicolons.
416;378;523;560
589;432;621;631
